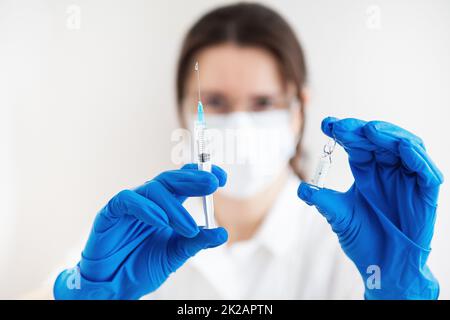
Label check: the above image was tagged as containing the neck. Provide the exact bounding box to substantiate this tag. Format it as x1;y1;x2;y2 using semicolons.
214;167;289;245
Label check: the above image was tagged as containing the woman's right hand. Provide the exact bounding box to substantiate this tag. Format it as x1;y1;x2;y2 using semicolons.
53;164;228;300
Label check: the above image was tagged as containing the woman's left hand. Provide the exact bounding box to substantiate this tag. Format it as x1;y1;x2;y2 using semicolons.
298;117;443;299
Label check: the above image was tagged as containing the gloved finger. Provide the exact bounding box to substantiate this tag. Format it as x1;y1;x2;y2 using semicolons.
95;189;169;232
154;169;220;197
362;121;443;187
181;163;227;187
170;227;228;262
398;140;444;189
177;164;227;203
135;167;220;205
362;120;425;153
298;182;352;234
321;117;375;164
373;149;399;166
135;181;199;238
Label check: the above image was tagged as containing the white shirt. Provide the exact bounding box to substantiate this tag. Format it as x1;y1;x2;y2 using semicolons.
145;173;363;300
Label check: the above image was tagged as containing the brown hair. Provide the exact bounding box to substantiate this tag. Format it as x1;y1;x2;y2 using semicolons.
176;2;307;180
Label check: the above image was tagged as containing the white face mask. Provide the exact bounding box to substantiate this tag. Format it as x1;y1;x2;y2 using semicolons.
188;109;298;199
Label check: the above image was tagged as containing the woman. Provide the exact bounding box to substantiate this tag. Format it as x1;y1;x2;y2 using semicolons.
54;3;443;299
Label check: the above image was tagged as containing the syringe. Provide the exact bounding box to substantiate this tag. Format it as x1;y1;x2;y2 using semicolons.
194;62;215;229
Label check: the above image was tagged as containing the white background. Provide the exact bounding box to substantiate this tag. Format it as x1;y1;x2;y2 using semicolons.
1;0;449;298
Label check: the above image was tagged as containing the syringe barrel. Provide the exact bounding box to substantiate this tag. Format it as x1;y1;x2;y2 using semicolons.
195;122;215;229
198;160;211;172
198;160;215;229
195;121;208;155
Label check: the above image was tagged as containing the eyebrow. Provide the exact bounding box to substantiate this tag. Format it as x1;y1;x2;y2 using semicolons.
201;91;284;98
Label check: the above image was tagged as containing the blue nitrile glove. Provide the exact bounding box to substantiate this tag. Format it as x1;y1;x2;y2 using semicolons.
298;117;443;300
54;164;228;300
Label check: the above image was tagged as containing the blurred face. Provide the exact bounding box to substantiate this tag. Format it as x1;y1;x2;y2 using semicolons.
181;43;302;199
182;43;300;124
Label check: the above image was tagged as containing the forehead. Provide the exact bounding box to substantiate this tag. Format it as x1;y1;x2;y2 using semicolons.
187;43;284;95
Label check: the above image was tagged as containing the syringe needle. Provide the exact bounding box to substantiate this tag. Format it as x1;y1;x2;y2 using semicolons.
195;61;201;102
